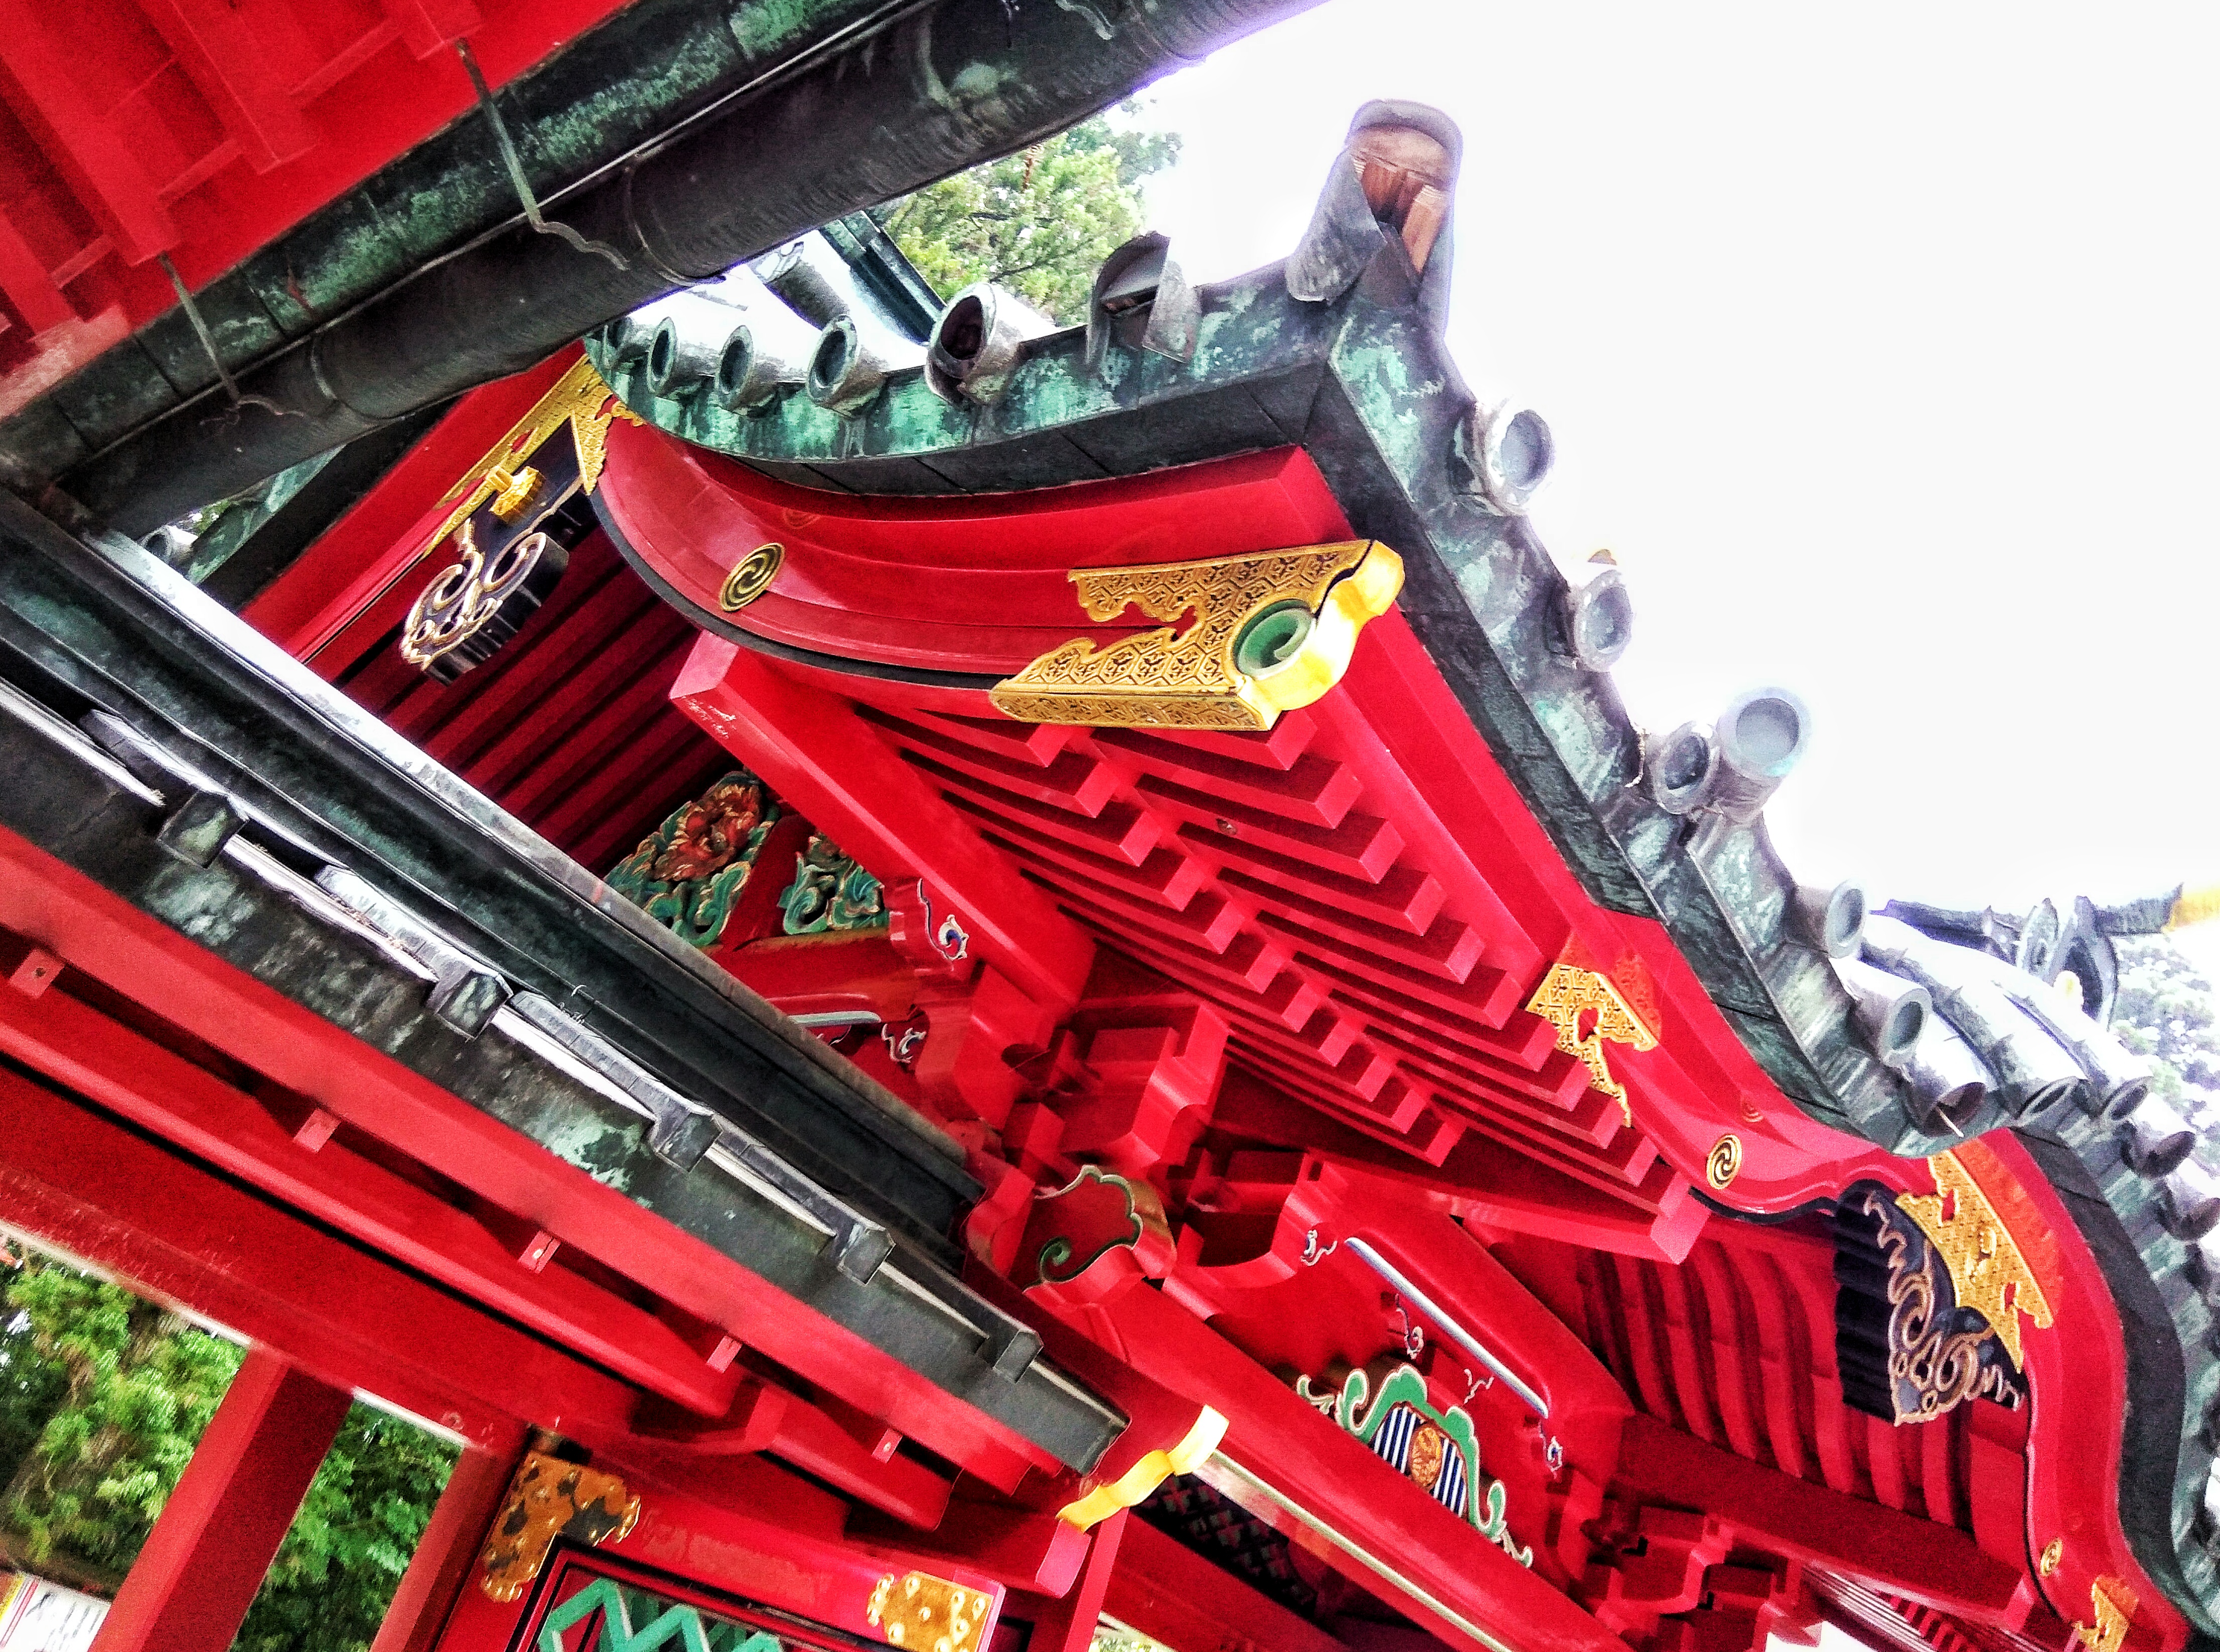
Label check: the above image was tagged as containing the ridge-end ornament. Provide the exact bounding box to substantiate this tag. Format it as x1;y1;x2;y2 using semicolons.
988;540;1403;729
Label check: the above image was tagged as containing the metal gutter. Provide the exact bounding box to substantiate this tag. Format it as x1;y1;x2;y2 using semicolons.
0;489;977;1251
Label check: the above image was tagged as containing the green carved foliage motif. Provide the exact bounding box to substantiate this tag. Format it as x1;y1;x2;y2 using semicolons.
777;833;884;936
607;773;780;948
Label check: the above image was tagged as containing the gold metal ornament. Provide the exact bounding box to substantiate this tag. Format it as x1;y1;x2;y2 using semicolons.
865;1571;990;1652
988;540;1403;729
720;542;785;612
421;353;641;567
1705;1134;1742;1190
478;1450;640;1602
1895;1150;2056;1370
1523;963;1660;1125
2039;1538;2064;1577
487;463;544;523
2073;1577;2136;1652
400;521;565;683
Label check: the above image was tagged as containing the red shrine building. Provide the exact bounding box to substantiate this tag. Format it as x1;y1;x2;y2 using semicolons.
0;5;2215;1652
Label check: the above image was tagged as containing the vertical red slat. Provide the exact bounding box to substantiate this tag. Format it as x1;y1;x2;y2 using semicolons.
364;1440;524;1652
90;1348;352;1652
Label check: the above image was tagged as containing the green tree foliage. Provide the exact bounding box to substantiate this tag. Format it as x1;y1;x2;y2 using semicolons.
0;1248;456;1650
235;1406;458;1652
882;106;1180;323
0;1250;240;1591
2113;937;2220;1125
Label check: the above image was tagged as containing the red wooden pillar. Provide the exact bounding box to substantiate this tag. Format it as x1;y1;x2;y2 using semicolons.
92;1347;352;1652
367;1439;523;1652
1013;1511;1128;1652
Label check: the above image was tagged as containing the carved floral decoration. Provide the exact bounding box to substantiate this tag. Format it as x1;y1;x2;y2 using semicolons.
779;834;886;935
608;779;888;949
607;772;781;948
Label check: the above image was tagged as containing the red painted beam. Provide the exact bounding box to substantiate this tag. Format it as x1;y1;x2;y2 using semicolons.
1009;1512;1127;1652
91;1348;352;1652
0;206;74;336
0;972;744;1417
0;0;177;265
0;825;1058;1489
671;636;1096;1015
0;1066;636;1449
137;0;315;174
1105;1514;1349;1652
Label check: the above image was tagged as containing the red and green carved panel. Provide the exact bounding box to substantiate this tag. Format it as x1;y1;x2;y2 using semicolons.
608;775;886;950
608;772;783;948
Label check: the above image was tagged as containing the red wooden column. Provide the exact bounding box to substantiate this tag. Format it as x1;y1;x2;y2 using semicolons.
368;1441;523;1652
1010;1511;1128;1652
92;1348;353;1652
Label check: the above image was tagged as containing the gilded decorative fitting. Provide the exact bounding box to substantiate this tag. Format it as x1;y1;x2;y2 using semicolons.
2073;1577;2137;1652
988;540;1403;729
478;1450;640;1601
1896;1151;2055;1369
422;353;641;565
865;1572;990;1652
401;521;566;683
720;541;785;612
1524;963;1659;1125
486;463;544;523
2040;1538;2064;1578
1705;1134;1742;1190
2168;882;2220;931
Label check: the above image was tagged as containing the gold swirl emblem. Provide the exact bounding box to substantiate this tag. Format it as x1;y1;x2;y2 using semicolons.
720;542;784;612
1705;1133;1742;1189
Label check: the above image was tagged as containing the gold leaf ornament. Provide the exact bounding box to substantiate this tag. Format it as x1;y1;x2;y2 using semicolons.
1524;963;1660;1125
1895;1150;2055;1369
989;540;1403;729
2073;1577;2137;1652
423;354;641;566
865;1572;990;1652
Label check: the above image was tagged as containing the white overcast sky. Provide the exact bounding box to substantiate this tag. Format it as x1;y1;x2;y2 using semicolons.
1129;2;2220;978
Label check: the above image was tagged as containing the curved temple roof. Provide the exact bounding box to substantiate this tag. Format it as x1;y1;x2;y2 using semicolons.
586;100;2220;1642
1;18;2216;1652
